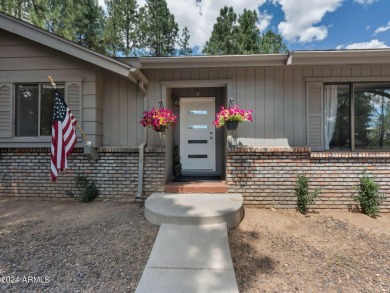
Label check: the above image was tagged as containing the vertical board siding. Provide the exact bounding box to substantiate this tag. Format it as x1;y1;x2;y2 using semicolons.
181;70;190;80
293;68;304;145
199;70;209;80
172;70;182;80
255;69;265;139
110;76;120;146
351;66;361;77
381;65;390;76
126;82;136;145
274;68;284;139
322;67;332;77
332;67;342;77
342;67;352;77
218;69;228;79
371;66;381;77
136;86;144;145
102;73;141;146
283;68;294;145
245;69;256;141
118;79;128;146
227;68;237;102
264;68;275;139
107;63;390;147
103;73;111;146
236;69;246;140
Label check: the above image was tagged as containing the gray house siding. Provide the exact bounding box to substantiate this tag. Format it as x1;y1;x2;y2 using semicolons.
143;68;305;147
140;65;390;148
0;29;102;147
102;72;144;147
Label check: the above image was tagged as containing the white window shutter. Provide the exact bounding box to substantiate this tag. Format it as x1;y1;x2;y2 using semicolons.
306;82;324;151
65;82;82;139
0;83;13;138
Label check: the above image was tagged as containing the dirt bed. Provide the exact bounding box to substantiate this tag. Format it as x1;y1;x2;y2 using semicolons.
2;199;390;293
229;208;390;293
0;199;158;293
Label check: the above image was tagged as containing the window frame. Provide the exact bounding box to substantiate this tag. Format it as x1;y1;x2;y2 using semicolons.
323;81;390;152
14;83;65;138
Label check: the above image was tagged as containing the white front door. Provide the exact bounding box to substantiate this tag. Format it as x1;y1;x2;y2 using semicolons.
180;97;216;173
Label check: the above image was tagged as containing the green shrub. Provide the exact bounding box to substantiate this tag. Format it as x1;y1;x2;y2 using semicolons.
354;170;387;218
66;174;99;203
294;173;320;215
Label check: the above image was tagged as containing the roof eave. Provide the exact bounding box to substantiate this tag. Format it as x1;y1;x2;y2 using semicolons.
138;54;288;69
287;49;390;66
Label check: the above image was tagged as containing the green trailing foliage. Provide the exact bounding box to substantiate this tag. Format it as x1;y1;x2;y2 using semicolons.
354;169;387;218
294;173;320;215
67;174;99;203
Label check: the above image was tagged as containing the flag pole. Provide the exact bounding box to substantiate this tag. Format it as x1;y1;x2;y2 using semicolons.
48;76;91;146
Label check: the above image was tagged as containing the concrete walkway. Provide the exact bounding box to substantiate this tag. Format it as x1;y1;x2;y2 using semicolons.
136;193;244;293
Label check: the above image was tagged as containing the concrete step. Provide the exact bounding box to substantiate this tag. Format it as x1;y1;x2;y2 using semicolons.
135;223;239;293
144;193;244;229
165;181;228;193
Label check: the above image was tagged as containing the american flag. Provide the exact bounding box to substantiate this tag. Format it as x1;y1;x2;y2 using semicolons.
50;90;77;181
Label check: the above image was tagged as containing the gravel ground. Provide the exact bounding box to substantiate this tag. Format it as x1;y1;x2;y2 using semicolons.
229;208;390;293
2;199;390;293
0;199;158;293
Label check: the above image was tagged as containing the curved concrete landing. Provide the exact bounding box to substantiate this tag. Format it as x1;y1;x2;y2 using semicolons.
145;193;244;229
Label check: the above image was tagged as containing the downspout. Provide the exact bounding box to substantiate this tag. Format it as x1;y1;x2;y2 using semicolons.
136;80;148;199
130;68;149;200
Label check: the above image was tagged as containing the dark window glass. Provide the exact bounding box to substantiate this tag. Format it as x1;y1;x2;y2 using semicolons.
41;85;64;136
354;83;390;150
324;84;351;150
15;84;39;136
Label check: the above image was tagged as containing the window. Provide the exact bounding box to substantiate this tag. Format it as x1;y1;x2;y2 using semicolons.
15;83;64;137
354;83;390;150
323;83;390;151
324;84;350;150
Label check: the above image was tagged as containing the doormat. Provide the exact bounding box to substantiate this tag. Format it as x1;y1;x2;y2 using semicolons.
172;176;221;182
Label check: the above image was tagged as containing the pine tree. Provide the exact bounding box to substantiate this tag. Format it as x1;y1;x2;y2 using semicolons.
237;9;261;54
74;0;106;53
179;26;192;56
203;6;239;55
104;0;138;57
139;0;179;57
259;30;289;54
0;0;30;20
5;0;107;53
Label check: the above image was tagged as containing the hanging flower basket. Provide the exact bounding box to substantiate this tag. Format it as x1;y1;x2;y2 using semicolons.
213;104;252;129
140;107;177;132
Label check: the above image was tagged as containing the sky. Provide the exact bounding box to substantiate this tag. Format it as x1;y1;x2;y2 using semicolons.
98;0;390;53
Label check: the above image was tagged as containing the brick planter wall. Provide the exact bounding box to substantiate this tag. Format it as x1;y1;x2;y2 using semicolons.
0;147;166;201
227;147;390;212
